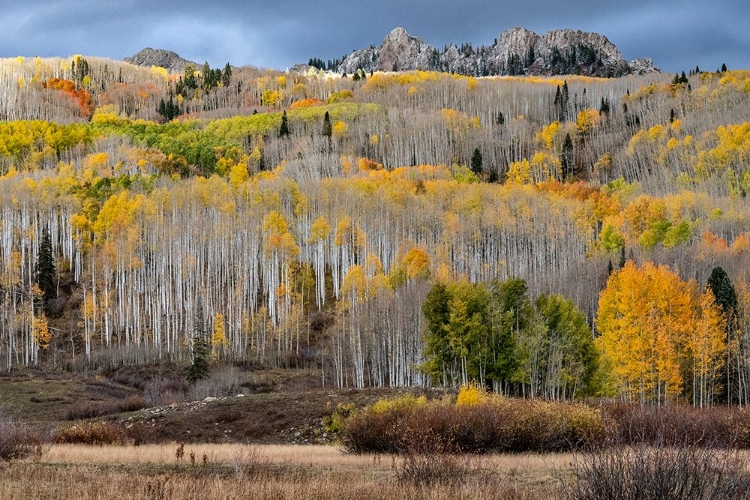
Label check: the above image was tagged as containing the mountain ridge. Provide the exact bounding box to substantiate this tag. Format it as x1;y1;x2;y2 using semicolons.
302;26;659;77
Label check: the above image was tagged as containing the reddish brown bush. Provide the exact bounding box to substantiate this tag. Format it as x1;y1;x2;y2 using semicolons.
65;395;148;420
601;402;750;448
54;421;128;445
0;416;45;461
343;395;604;454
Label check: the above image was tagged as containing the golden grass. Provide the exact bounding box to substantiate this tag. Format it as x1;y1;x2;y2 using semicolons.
41;442;570;473
3;444;568;499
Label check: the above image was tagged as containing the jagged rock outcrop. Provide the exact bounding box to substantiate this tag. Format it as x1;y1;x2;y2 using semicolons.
330;27;658;78
125;48;196;74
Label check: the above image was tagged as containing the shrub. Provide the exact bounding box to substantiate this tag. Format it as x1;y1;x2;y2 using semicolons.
0;416;45;461
456;383;487;407
395;452;471;487
343;394;603;454
144;376;186;405
601;402;750;448
569;444;750;500
230;445;269;478
54;421;128;445
322;402;356;439
65;395;148;420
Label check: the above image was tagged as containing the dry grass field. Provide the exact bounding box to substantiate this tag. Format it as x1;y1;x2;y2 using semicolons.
0;444;567;499
6;372;750;499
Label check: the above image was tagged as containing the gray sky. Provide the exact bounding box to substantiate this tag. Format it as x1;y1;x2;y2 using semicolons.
1;1;747;74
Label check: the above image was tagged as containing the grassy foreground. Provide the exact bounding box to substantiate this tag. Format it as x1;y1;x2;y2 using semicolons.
1;444;565;500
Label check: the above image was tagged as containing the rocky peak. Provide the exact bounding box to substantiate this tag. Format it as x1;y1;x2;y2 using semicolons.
317;26;658;78
495;27;539;58
377;27;436;72
125;48;196;74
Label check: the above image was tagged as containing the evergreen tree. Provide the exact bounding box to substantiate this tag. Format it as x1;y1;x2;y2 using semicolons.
187;300;210;383
560;133;574;178
707;266;737;404
707;267;738;321
322;111;332;138
202;61;212;92
599;97;610;116
183;64;197;90
222;63;232;87
279;110;290;137
158;99;166;120
721;63;728;73
488;168;498;183
470;147;483;176
35;226;56;312
496;112;505;125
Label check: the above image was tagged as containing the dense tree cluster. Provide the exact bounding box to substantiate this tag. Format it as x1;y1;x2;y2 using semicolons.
423;278;599;399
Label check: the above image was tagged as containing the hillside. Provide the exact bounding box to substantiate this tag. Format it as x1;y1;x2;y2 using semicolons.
304;27;658;77
0;48;749;405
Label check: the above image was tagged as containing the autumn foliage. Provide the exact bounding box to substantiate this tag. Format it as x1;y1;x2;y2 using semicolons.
597;261;726;405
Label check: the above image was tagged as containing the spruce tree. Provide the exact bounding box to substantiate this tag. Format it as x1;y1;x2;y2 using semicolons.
279;110;290;137
707;266;738;320
187;300;210;383
560;133;574;178
707;266;737;404
322;111;332;138
470;148;483;176
222;62;232;87
35;227;56;312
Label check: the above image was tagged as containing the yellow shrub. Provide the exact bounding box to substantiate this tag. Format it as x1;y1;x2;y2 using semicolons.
456;383;487;407
370;394;427;414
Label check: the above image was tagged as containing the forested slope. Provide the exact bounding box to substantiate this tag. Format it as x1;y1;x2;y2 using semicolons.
0;54;749;403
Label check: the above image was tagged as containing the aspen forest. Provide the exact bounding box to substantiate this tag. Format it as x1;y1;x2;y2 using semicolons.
2;54;750;406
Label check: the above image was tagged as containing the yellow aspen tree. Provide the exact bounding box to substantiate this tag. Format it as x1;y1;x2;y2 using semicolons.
211;312;227;359
688;290;727;407
32;314;51;350
597;261;694;404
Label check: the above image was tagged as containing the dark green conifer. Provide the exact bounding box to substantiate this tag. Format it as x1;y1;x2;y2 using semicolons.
322;111;332;138
35;227;56;313
279;110;290;137
470;148;483;176
187;300;210;383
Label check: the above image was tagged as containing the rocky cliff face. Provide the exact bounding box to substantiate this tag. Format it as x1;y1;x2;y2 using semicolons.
332;27;658;77
125;48;196;74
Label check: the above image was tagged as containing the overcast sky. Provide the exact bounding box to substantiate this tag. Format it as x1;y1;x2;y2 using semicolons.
0;1;747;74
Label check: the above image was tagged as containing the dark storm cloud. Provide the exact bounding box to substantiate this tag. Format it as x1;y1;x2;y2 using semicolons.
0;0;747;72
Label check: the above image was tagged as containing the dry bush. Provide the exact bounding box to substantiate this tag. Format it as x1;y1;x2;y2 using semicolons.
144;376;186;406
0;415;45;461
66;395;149;420
229;445;269;478
568;444;750;500
602;402;750;448
54;421;128;445
343;395;603;454
395;452;472;487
